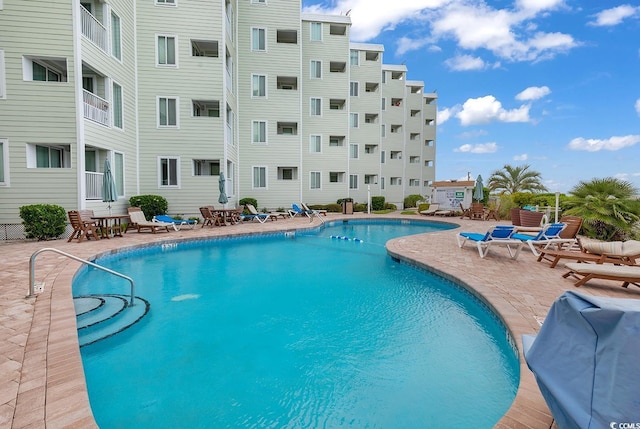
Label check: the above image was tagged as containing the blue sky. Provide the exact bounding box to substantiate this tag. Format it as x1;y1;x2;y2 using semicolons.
301;0;640;193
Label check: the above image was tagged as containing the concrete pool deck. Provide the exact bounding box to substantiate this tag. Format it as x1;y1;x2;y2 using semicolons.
2;213;639;428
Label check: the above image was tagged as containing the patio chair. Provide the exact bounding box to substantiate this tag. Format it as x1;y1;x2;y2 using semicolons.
199;206;224;227
128;207;176;233
471;203;485;220
537;239;640;268
563;263;640;289
243;204;277;223
301;203;327;216
456;225;524;259
459;203;472;220
153;214;197;230
420;203;441;216
511;222;575;256
67;210;101;243
288;203;313;218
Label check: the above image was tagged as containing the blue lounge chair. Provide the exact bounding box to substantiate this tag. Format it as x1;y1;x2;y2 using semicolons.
511;222;573;256
153;214;197;230
456;225;523;259
288;203;313;218
241;204;276;223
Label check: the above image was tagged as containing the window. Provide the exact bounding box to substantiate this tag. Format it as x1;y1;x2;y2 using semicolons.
191;40;219;57
425;139;434;146
410;133;420;141
158;97;178;127
309;135;321;153
310;60;322;79
0;139;7;184
350;50;359;66
350;113;358;128
277;167;297;180
310;171;321;189
329;172;344;183
390;151;402;159
277;122;297;135
364;174;377;185
193;100;220;117
329;61;346;72
157;35;176;66
159;157;179;187
329;136;344;147
380;150;385;163
410;179;420;187
32;61;61;81
364;144;377;154
349;144;358;159
410;156;420;164
365;51;379;61
425;160;433;167
112;82;123;129
380;177;385;189
381;97;386;111
252;74;266;97
350;81;359;97
349;174;358;189
381;124;386;137
253;166;267;188
252;121;267;143
310;98;322;116
0;50;5;98
251;28;266;51
390;177;402;185
329;24;346;35
156;0;176;4
277;76;297;90
114;152;124;196
251;0;266;3
111;11;121;61
29;144;70;168
310;22;322;41
276;30;297;44
329;99;345;110
364;113;377;124
381;70;386;83
193;159;220;176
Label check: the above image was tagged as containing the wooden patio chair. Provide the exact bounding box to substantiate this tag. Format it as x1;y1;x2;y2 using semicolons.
459;203;472;220
67;210;101;243
471;203;486;220
199;206;224;227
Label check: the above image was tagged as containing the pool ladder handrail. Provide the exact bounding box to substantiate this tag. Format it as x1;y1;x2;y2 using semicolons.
29;247;135;305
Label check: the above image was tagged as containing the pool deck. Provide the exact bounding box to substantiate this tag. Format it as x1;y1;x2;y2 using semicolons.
2;213;639;428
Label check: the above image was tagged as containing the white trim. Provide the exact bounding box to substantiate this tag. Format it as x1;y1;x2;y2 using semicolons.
0;138;9;186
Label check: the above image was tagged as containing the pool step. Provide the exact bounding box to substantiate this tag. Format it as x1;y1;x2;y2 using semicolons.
74;294;150;347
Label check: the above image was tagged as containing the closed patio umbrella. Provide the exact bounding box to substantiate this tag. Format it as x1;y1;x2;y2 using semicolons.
218;172;228;206
473;174;484;202
102;159;118;215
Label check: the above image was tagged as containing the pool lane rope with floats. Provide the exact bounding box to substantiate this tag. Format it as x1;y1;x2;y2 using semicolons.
330;235;364;243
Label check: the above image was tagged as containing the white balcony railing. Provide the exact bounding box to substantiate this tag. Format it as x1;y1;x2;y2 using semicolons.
83;90;110;126
86;171;103;200
80;6;108;53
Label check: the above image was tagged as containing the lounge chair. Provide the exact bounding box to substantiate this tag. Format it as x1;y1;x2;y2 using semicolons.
456;225;524;259
301;203;327;216
288;203;313;218
243;204;277;223
128;207;176;233
563;263;640;289
153;214;197;230
537;239;640;268
511;222;576;256
67;210;101;242
420;203;440;216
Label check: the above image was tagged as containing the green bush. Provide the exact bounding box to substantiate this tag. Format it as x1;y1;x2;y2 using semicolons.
403;194;423;208
371;196;385;211
324;203;342;213
418;203;430;212
129;195;168;220
19;204;67;241
511;192;534;208
354;203;367;212
239;198;258;209
384;203;397;210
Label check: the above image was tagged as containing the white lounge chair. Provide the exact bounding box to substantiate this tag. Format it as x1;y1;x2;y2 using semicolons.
563;263;640;289
128;207;176;233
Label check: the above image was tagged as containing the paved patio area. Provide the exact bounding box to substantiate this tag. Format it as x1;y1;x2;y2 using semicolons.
2;213;638;428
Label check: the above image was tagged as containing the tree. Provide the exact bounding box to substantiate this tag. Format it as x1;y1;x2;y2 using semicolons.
487;164;548;194
564;177;640;241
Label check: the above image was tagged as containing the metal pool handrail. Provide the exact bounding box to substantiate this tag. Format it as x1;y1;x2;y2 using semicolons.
29;247;135;305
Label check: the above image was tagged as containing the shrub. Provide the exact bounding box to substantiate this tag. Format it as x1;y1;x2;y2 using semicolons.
384;202;397;210
239;197;258;209
19;204;67;241
354;203;367;212
319;203;341;213
418;203;430;213
511;192;534;208
129;195;168;220
371;196;386;211
403;194;423;208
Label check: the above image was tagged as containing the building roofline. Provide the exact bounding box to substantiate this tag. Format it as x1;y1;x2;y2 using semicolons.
301;13;352;24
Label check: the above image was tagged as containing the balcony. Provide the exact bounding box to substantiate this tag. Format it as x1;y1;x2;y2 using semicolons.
85;171;104;200
83;90;110;126
80;6;108;53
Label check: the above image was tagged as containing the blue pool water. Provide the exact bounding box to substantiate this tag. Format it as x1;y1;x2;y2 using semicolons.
75;220;519;428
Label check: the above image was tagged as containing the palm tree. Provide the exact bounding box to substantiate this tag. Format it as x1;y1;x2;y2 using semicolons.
564;177;640;241
487;164;548;194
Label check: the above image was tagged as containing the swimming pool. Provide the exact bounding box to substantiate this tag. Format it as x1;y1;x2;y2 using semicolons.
74;219;519;428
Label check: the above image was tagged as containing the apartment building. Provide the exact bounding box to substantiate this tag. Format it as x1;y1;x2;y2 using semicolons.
0;0;437;230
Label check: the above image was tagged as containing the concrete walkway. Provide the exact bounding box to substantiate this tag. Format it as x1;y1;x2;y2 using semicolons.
2;213;638;428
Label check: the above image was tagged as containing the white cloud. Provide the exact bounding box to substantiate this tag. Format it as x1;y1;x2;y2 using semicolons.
454;142;498;153
635;98;640;116
568;135;640;152
456;95;531;126
515;0;565;14
513;154;528;161
444;54;487;71
397;36;430;56
589;5;640;27
516;86;551;101
437;105;461;124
